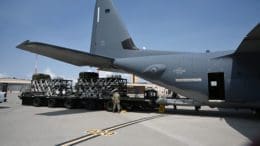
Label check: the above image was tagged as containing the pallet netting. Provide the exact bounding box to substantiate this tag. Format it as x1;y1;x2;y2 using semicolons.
75;77;127;99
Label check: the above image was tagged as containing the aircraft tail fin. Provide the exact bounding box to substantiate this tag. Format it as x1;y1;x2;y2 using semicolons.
90;0;139;58
234;23;260;55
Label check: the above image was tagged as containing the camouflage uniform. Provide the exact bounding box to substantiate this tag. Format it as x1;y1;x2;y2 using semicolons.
112;92;121;112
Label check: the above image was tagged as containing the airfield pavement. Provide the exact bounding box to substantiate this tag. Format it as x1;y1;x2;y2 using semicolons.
0;93;260;146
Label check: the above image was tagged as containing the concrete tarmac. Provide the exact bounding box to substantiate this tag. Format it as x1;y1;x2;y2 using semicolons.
0;93;260;146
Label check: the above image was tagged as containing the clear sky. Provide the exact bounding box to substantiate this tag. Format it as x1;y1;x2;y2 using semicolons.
0;0;259;81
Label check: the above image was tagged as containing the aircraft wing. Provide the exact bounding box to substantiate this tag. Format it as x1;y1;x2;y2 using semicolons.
16;40;114;68
97;67;127;73
235;23;260;55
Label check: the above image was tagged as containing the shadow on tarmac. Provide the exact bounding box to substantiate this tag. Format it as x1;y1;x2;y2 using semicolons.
164;108;260;141
165;108;259;120
0;106;10;109
36;109;96;116
37;106;260;141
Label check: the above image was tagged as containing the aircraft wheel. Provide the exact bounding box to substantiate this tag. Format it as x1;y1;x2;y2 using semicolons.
48;99;57;107
195;106;201;112
32;97;41;107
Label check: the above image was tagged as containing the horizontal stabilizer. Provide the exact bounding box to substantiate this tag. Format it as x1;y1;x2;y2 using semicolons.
235;23;260;55
16;40;114;68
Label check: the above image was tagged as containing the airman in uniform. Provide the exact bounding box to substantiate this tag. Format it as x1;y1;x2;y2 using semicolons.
112;89;121;113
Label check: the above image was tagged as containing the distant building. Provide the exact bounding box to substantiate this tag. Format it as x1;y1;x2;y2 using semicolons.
0;78;30;93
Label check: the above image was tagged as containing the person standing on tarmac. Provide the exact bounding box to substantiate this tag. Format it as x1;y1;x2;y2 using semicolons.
111;88;121;113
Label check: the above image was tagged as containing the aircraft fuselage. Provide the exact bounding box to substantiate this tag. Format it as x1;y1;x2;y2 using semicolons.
114;50;260;109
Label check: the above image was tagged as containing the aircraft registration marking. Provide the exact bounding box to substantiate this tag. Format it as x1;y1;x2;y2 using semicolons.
173;67;186;75
175;78;202;82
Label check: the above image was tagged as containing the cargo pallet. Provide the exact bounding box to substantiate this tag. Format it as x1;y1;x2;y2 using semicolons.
19;72;159;111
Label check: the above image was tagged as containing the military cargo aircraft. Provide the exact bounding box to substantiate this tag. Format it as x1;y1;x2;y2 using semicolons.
17;0;260;113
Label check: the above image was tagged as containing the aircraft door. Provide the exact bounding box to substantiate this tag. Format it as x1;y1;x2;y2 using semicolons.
208;72;225;100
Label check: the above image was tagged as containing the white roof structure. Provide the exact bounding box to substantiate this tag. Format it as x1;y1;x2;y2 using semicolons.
0;78;30;84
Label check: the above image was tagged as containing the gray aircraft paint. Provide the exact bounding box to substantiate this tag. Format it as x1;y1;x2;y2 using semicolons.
90;0;175;58
17;0;260;109
114;51;233;102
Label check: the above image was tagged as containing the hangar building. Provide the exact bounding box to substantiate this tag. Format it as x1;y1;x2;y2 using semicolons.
0;78;30;93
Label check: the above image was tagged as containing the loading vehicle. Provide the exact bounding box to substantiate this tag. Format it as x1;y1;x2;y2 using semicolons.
19;72;159;111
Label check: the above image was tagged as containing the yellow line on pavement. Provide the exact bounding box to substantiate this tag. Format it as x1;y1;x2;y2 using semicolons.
57;114;165;146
